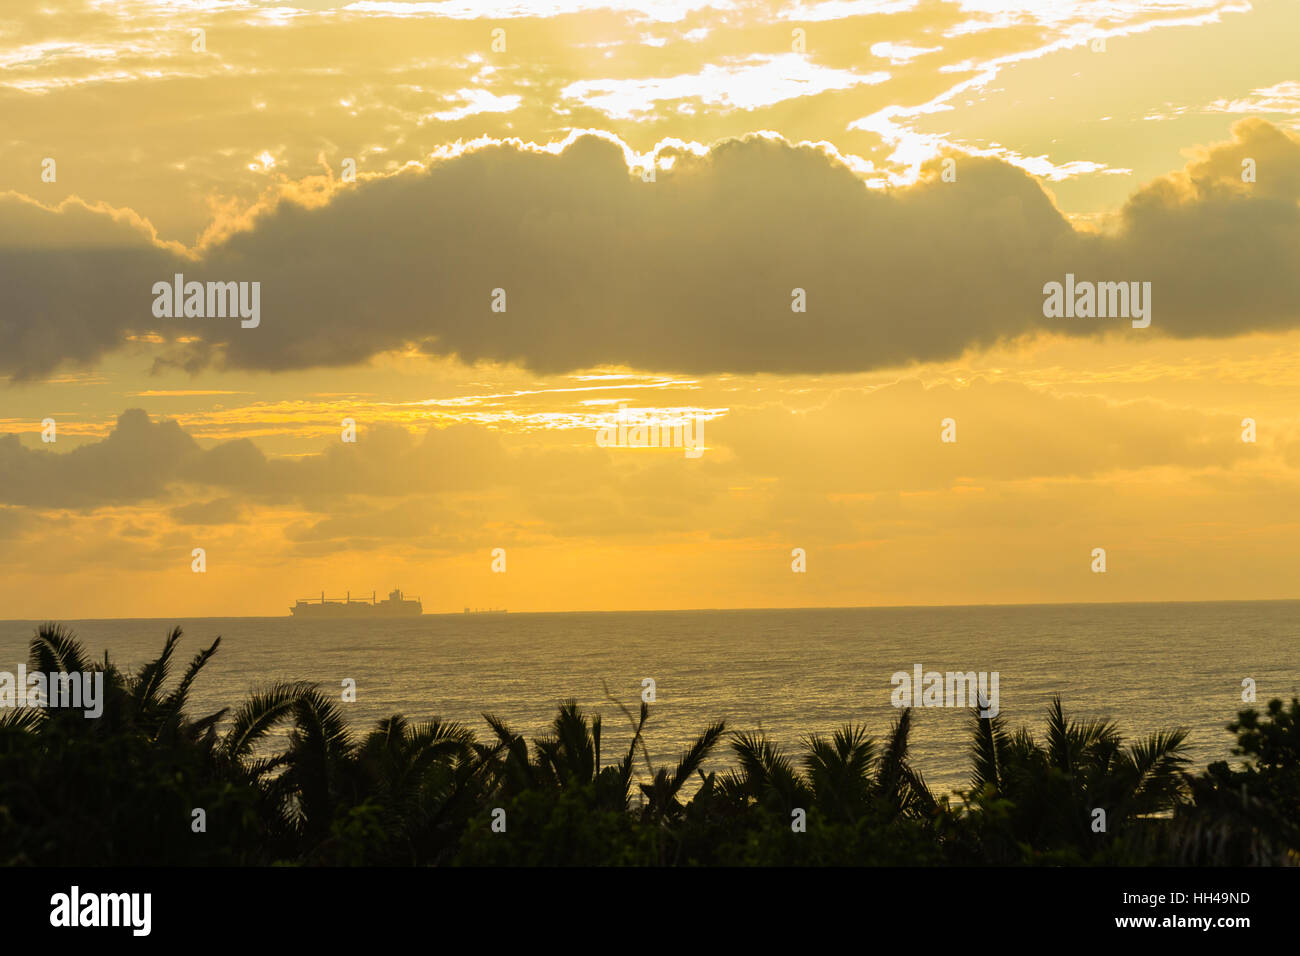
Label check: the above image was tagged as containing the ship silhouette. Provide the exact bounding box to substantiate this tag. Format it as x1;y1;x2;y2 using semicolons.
290;588;422;618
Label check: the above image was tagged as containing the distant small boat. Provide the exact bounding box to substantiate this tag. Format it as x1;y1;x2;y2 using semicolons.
464;607;507;615
291;588;422;618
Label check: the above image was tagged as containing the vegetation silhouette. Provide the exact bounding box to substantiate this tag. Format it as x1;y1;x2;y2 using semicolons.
1;626;1295;866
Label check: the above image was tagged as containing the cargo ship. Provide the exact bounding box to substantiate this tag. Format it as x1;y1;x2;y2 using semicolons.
290;588;422;618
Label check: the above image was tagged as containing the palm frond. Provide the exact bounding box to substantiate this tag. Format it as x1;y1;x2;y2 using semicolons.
222;680;315;759
29;623;91;676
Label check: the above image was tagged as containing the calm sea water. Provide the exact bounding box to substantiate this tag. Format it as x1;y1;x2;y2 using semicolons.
2;603;1297;796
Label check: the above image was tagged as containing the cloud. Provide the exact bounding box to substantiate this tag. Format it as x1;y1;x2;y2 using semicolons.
559;55;890;118
0;409;510;509
0;375;1270;519
1;120;1298;382
0;506;31;540
0;408;203;507
168;496;247;525
721;378;1250;495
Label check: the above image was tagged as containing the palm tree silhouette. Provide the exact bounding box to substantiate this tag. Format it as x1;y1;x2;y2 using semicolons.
7;623;1293;866
709;708;935;823
965;694;1189;860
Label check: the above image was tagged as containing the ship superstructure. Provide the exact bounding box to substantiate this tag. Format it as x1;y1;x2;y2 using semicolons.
291;588;422;618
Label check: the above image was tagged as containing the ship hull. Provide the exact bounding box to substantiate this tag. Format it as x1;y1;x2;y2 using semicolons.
290;603;422;618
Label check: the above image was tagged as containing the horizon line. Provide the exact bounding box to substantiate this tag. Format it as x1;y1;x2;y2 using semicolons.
4;595;1299;623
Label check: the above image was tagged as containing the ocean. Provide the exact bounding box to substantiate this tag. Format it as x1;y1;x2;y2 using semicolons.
2;602;1296;797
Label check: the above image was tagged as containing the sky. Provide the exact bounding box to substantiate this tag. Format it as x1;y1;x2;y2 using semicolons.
1;0;1298;617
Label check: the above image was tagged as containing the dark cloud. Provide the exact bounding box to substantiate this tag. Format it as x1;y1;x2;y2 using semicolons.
0;409;201;507
0;410;509;509
0;506;31;540
168;496;247;526
2;120;1298;382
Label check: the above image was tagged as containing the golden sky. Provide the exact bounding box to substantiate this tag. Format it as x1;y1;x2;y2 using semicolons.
2;0;1299;617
